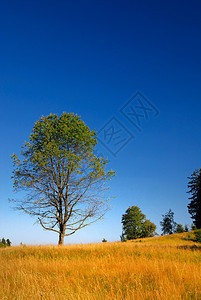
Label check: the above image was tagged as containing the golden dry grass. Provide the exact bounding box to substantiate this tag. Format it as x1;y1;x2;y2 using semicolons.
1;232;201;299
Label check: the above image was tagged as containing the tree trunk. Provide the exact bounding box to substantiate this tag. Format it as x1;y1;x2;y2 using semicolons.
58;223;65;245
58;231;65;245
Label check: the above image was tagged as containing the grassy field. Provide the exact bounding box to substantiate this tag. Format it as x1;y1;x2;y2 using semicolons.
1;232;201;299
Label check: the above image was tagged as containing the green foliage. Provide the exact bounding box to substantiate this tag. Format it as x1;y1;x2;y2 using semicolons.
191;224;197;231
187;169;201;229
184;224;189;232
121;206;157;240
0;237;11;247
142;219;157;238
6;239;11;246
11;112;115;245
122;206;145;240
175;223;184;233
160;209;176;235
102;238;107;242
194;229;201;243
120;234;127;242
1;238;6;245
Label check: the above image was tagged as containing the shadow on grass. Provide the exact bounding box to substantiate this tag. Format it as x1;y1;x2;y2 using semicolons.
178;245;201;251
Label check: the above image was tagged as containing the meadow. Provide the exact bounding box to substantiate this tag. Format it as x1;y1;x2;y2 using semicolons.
1;232;201;300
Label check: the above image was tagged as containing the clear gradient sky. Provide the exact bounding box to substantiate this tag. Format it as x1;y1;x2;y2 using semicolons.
0;1;201;245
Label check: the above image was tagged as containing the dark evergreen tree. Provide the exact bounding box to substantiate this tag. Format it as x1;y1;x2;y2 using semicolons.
187;169;201;229
160;209;176;235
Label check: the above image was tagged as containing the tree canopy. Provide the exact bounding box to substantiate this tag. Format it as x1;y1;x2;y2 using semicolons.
187;168;201;229
121;206;156;240
11;112;115;245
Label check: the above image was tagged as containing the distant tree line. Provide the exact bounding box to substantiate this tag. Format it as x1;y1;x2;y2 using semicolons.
160;166;201;235
160;209;190;235
0;238;11;247
119;167;201;242
120;205;196;242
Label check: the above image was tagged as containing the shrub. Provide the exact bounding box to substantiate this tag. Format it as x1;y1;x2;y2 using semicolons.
194;229;201;243
191;224;197;231
175;224;184;233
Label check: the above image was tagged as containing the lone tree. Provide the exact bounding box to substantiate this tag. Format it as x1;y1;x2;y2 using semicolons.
160;209;176;235
11;113;115;245
121;206;156;240
187;169;201;229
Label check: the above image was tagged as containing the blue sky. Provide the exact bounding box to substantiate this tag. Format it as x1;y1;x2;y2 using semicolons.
0;0;201;245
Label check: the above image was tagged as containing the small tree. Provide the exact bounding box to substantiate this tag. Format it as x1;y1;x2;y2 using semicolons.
184;224;189;232
6;239;11;246
122;206;145;240
1;238;6;245
102;238;107;242
11;113;115;245
121;206;156;240
160;209;176;235
187;169;201;229
141;219;157;238
175;223;184;233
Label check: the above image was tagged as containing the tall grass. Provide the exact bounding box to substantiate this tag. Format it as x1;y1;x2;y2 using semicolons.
1;233;201;299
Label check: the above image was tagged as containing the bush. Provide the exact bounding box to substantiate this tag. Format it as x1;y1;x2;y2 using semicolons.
175;224;184;233
191;224;197;231
194;229;201;243
102;238;107;243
